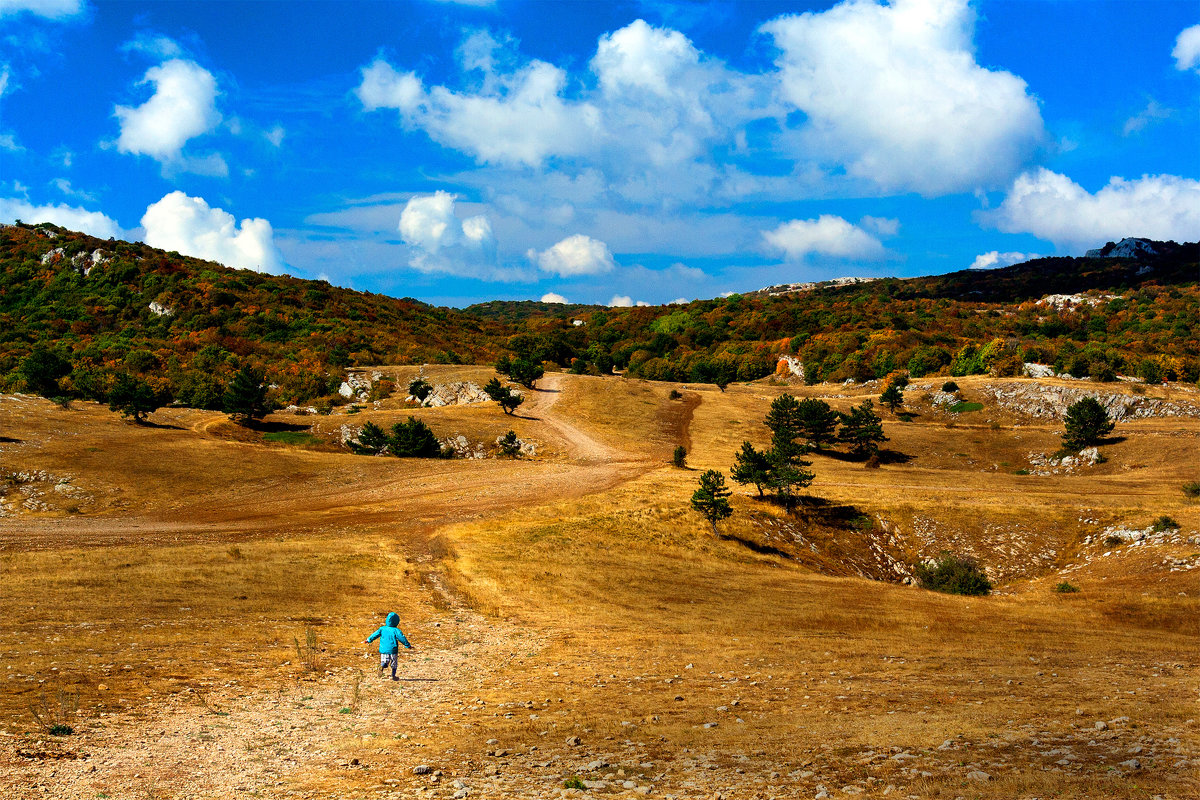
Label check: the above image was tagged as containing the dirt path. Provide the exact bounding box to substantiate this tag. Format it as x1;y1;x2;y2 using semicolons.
522;373;628;463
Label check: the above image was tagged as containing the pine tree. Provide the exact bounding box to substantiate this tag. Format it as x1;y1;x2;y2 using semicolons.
108;372;164;422
353;421;391;455
764;394;805;454
691;470;732;535
795;398;839;449
389;416;442;458
838;400;888;457
223;366;270;424
1062;397;1115;451
880;382;904;413
484;377;524;415
730;441;772;496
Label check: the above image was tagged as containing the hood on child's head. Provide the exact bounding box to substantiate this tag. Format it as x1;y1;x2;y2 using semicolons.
386;612;399;627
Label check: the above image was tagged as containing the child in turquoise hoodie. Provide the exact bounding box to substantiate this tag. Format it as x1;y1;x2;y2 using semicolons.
364;611;413;680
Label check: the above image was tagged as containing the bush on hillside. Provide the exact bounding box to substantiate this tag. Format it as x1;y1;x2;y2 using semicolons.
913;552;992;596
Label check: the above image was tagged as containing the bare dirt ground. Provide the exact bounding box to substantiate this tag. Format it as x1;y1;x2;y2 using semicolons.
1;370;1196;799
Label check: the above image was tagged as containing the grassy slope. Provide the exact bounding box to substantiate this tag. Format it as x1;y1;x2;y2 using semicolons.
1;370;1197;798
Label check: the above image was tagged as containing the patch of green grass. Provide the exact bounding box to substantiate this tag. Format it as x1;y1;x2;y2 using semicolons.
563;777;586;790
1013;469;1030;475
1054;581;1080;593
948;401;983;413
263;431;321;446
338;707;353;715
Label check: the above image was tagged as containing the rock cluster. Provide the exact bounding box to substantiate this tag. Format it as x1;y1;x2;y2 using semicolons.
982;382;1200;421
416;382;492;408
440;435;487;460
1027;447;1101;475
339;371;380;401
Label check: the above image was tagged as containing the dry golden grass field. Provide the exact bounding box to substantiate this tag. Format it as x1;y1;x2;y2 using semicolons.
0;368;1197;800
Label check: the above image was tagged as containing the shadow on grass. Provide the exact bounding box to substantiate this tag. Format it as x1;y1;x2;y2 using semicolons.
812;448;912;464
240;419;311;434
718;532;794;560
138;419;184;430
0;435;22;443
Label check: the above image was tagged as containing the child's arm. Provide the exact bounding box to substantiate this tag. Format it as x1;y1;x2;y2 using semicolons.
365;628;382;644
397;630;413;649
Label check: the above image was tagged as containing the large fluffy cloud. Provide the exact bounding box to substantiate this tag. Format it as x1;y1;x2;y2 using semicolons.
115;59;224;172
1173;24;1200;72
529;234;614;277
356;20;770;202
356;4;1042;205
983;169;1200;250
762;215;886;260
762;0;1044;195
0;197;123;239
398;191;499;276
356;55;599;169
141;191;283;273
0;0;83;19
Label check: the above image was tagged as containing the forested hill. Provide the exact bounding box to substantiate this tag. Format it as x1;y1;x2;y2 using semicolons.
0;222;508;406
2;221;1198;412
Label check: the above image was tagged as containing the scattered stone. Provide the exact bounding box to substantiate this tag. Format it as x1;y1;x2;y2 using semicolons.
966;770;992;782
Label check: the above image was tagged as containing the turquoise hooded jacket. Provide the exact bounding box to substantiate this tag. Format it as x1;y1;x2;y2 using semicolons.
367;612;412;654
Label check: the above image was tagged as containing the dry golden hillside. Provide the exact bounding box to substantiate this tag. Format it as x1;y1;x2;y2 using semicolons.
0;368;1196;799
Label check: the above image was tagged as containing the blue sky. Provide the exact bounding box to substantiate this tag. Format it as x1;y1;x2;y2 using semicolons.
1;0;1197;307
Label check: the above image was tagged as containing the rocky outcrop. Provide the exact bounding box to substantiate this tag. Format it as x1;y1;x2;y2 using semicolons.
981;382;1200;421
1035;293;1115;311
418;381;491;407
776;355;804;380
1084;238;1164;259
339;371;379;401
750;276;877;298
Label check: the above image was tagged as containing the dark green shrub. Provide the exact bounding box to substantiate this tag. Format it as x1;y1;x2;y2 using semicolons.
1183;481;1200;499
668;389;683;400
673;445;687;468
1053;581;1080;593
408;377;432;401
498;430;522;458
941;380;959;393
563;777;585;790
1151;515;1179;532
913;552;992;596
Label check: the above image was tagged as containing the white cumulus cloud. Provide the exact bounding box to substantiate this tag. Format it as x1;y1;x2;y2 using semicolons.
357;55;599;168
115;58;223;169
398;191;499;276
0;0;83;19
1173;24;1200;72
529;234;615;277
141;191;283;273
0;197;123;239
540;292;569;304
969;250;1036;270
762;0;1044;195
762;215;885;260
983;168;1200;251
